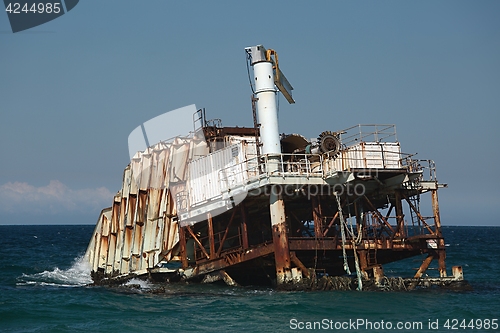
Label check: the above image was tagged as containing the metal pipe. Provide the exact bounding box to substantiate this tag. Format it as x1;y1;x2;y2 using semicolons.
246;45;281;175
253;61;280;156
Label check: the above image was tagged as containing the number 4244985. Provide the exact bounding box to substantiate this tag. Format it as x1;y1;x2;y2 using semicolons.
5;3;61;14
444;319;498;330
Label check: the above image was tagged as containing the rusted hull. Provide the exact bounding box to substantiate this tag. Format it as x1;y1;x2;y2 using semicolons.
85;125;464;290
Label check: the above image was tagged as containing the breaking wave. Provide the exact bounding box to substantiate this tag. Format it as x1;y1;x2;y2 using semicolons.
17;255;92;287
123;278;153;290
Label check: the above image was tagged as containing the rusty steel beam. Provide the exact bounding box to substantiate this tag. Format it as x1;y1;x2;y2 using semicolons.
354;200;363;238
385;204;394;224
322;211;340;237
178;226;188;269
289;238;337;250
216;208;238;257
187;242;275;278
186;225;210;260
402;193;435;235
207;213;215;258
219;270;239;286
290;252;310;278
289;236;435;252
364;196;395;235
311;196;323;238
414;254;434;279
357;250;369;271
438;248;447;277
394;191;405;238
240;204;249;250
290;212;313;237
433;189;447;277
431;189;443;237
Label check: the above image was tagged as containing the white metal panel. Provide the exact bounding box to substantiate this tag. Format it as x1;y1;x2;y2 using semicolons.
325;142;402;172
219;143;246;192
189;138;209;162
381;142;402;168
187;142;250;208
149;144;167;189
139;148;152;191
121;166;131;198
170;139;190;182
363;143;384;168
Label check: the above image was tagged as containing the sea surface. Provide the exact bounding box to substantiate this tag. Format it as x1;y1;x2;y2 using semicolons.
0;225;499;333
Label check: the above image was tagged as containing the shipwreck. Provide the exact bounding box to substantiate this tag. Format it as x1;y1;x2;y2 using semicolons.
84;45;466;290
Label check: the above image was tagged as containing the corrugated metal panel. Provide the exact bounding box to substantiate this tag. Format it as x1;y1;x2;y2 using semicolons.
122;166;131;198
187;153;218;205
91;231;100;273
170;139;190;182
105;197;121;275
87;209;107;273
381;143;401;168
161;144;172;189
131;255;140;272
161;190;178;262
363;143;384;168
189;137;209;162
126;194;136;228
120;224;133;274
129;158;139;195
219;144;249;192
144;189;162;253
98;211;111;271
106;234;117;275
139;148;152;191
86;135;210;279
149;143;167;188
112;197;127;273
242;141;259;179
143;146;165;259
326;142;402;171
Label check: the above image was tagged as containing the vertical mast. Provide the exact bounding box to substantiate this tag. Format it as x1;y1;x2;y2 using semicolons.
246;45;294;285
246;45;282;157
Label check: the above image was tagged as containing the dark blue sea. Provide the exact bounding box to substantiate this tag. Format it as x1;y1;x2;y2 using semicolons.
0;225;499;333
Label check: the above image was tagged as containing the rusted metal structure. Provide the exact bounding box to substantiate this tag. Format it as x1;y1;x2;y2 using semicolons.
85;45;464;290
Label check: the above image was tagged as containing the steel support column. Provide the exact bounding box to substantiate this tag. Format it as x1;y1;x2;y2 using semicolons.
270;185;291;285
240;204;249;250
395;191;405;238
311;196;323;238
207;213;215;258
432;189;447;277
178;226;188;269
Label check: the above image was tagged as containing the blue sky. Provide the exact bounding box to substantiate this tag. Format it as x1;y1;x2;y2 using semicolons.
1;1;499;225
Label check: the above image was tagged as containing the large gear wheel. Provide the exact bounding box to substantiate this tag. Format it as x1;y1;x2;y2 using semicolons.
318;131;341;156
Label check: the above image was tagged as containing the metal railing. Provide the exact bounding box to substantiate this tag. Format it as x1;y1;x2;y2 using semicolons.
217;147;408;193
339;124;397;147
401;158;438;182
218;153;324;192
193;227;243;261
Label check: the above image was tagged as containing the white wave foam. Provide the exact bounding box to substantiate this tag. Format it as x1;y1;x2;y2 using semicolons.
123;278;153;290
17;255;93;287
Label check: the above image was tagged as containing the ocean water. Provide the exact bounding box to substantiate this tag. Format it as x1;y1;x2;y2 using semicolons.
0;225;499;333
